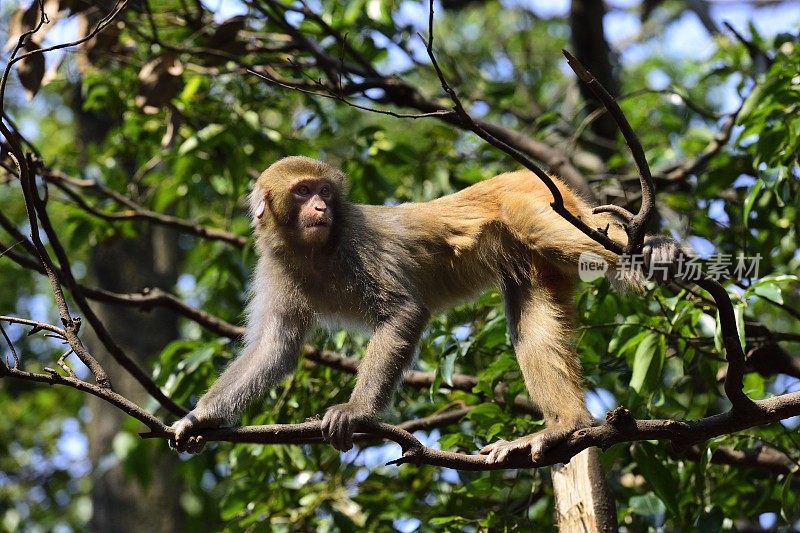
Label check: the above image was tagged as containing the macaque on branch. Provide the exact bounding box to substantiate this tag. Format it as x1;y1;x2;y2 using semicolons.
171;156;678;462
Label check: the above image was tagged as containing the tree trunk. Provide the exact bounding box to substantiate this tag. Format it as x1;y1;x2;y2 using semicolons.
570;0;620;160
67;79;185;532
83;226;183;533
552;447;618;532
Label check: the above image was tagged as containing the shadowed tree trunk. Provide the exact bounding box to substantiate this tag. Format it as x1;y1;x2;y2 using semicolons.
570;0;620;160
69;85;184;533
83;226;183;533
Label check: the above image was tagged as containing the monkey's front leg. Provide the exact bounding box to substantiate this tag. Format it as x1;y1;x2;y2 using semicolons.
321;308;428;451
171;309;306;453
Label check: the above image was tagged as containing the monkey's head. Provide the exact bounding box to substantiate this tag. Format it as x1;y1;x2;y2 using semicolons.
251;156;346;249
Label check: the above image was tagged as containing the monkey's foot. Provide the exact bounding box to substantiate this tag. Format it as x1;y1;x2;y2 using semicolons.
321;402;374;452
480;425;575;464
169;412;224;454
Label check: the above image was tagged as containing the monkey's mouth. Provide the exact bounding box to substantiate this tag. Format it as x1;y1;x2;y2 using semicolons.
304;220;331;228
303;220;331;231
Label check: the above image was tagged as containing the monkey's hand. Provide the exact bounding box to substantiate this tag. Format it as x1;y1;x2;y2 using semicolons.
480;423;576;464
642;235;684;284
321;402;375;452
169;411;224;454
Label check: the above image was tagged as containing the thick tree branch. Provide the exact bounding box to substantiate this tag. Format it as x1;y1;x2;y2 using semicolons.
3;320;800;473
134;400;800;471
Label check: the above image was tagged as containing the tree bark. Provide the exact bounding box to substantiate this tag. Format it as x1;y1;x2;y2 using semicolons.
66;75;185;532
552;448;618;532
84;225;183;533
86;228;182;532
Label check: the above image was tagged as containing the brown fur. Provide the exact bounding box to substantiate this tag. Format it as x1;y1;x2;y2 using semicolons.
172;156;634;459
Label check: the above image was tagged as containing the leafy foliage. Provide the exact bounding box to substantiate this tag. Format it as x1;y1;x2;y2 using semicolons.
1;1;799;531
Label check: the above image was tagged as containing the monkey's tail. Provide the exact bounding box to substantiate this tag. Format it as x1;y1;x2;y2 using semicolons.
585;210;646;293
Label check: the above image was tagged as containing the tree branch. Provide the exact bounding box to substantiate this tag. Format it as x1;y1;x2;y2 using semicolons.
2;316;799;473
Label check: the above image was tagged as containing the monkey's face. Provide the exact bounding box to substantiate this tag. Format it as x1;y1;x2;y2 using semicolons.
252;157;346;250
286;179;335;247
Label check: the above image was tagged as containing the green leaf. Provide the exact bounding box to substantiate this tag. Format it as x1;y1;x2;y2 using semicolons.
752;282;783;304
617;330;649;358
179;345;217;373
178;123;225;154
742;372;765;398
735;301;746;351
438;432;462;450
781;472;798;524
743;179;764;225
112;431;137;458
629;333;664;394
633;444;681;520
628;492;666;520
745;274;799;304
180;74;203;102
738;77;778;123
430;516;463;525
466;403;503;424
440;351;457;386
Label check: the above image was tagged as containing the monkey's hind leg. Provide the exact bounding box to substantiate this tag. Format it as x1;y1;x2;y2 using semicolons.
481;273;591;464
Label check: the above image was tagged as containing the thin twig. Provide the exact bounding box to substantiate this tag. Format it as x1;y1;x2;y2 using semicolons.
0;322;19;369
0;0;187;415
46;171;247;247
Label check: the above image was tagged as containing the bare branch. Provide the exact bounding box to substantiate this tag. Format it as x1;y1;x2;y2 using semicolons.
552;51;754;413
0;314;67;337
562;50;654;253
0;316;795;473
2;364;163;431
44;169;247;247
0;321;19;368
133;397;800;471
419;0;623;255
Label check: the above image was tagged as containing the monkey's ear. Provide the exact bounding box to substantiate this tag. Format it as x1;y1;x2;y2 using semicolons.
255;198;266;219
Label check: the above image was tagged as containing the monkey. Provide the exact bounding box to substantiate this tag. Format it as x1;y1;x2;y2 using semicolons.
170;155;680;462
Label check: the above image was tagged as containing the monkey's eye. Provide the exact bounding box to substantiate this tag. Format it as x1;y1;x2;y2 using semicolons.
295;185;311;196
319;185;332;198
